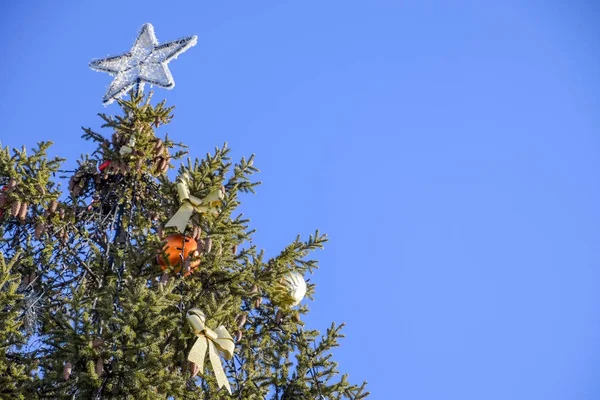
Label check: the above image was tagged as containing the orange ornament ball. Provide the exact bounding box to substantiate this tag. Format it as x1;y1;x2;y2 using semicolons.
157;234;201;276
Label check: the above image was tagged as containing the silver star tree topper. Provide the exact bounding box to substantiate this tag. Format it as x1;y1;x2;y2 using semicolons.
90;23;197;105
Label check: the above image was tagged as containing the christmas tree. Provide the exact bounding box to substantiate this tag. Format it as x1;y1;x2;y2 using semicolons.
0;23;368;399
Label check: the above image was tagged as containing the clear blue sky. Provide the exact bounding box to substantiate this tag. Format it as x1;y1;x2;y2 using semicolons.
1;1;599;399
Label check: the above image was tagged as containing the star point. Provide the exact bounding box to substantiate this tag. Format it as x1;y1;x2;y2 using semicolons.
90;23;197;105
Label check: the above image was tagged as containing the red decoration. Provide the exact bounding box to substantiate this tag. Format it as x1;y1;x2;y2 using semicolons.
157;234;200;276
99;160;111;171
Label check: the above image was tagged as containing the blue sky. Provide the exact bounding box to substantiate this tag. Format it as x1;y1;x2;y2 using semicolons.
1;1;600;398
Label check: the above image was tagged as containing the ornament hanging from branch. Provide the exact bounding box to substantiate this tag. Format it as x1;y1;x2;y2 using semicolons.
157;234;201;276
186;308;235;394
90;23;197;105
271;272;307;309
165;172;224;233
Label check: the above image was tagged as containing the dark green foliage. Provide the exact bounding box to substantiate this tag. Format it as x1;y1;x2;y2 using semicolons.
0;92;369;399
0;252;30;400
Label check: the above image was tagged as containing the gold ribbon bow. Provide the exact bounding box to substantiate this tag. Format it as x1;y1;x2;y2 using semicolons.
165;173;224;233
186;308;235;394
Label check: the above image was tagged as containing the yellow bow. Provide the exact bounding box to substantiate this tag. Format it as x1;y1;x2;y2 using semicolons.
186;308;235;394
165;173;224;233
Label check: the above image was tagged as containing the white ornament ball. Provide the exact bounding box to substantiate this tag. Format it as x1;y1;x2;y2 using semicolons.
283;271;306;306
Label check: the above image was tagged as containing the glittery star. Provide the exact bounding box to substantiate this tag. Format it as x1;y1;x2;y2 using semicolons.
90;23;197;105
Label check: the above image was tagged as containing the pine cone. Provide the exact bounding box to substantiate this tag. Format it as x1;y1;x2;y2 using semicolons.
63;362;72;381
60;230;68;245
155;157;168;174
95;358;104;376
34;222;45;239
235;313;247;328
275;309;283;325
191;226;201;241
204;237;212;253
232;244;238;255
0;194;6;208
35;184;45;195
249;284;259;295
68;177;78;192
10;200;21;217
91;339;104;349
190;362;200;378
183;259;191;276
160;272;170;284
234;330;243;342
160;158;169;173
7;178;17;189
254;297;262;308
49;200;58;213
151;156;161;172
153;139;164;156
18;202;28;221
